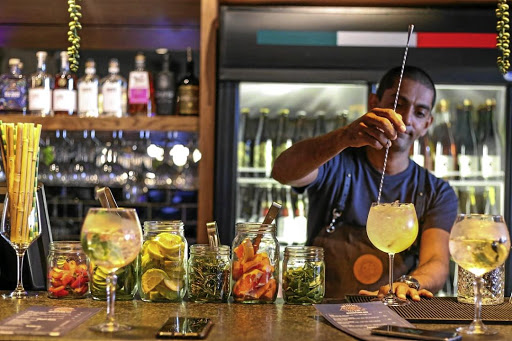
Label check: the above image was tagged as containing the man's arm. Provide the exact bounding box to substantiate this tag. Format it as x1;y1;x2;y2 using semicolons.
272;108;406;187
409;228;450;292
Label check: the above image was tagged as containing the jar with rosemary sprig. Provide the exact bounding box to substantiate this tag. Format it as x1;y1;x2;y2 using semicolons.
282;246;325;305
187;244;231;303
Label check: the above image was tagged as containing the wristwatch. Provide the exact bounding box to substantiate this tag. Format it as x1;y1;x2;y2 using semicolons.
397;275;420;290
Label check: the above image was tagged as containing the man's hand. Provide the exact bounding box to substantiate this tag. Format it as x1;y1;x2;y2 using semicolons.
343;108;406;150
358;282;434;302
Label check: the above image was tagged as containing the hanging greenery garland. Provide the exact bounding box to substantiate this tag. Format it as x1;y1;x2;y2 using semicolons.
497;0;510;74
67;0;82;72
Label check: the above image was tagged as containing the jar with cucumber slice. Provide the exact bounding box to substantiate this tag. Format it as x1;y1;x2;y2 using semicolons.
90;262;137;301
138;220;188;302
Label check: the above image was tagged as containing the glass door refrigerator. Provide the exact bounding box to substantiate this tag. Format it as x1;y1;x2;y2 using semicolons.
214;5;512;294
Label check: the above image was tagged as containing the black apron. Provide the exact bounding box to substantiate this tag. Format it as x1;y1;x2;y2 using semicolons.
311;163;427;299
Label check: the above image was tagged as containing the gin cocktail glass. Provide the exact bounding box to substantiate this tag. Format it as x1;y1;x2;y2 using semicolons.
366;202;418;306
80;208;142;332
449;214;510;335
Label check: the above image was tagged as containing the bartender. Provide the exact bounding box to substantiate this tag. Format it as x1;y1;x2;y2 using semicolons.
271;66;458;300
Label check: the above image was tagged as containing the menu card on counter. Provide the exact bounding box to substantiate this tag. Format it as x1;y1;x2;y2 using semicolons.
315;301;415;341
0;306;100;336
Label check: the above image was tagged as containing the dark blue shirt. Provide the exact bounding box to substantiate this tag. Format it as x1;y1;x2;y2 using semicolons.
297;147;458;244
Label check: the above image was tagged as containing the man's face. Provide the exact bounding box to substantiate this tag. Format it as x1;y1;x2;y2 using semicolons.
371;77;434;153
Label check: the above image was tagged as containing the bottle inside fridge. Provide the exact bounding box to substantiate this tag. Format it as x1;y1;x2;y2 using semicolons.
426;85;507;297
430;85;506;217
236;82;368;246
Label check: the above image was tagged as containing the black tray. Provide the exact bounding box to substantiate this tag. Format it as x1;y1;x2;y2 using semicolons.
345;295;512;324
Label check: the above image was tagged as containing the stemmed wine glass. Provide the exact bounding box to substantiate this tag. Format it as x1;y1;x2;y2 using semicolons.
1;193;41;299
449;214;510;335
366;202;419;306
80;208;142;332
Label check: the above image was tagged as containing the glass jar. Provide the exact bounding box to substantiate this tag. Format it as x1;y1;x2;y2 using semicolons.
47;241;89;299
282;246;325;305
188;244;231;303
138;220;187;302
231;222;279;303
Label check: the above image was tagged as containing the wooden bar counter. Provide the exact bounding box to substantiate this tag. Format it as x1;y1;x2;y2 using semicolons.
1;294;512;340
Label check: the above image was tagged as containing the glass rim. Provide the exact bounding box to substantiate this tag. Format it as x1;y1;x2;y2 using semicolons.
457;213;504;219
190;244;230;252
371;202;415;207
87;207;137;212
235;222;276;233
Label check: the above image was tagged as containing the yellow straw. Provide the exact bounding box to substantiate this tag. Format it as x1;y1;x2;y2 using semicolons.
21;124;34;243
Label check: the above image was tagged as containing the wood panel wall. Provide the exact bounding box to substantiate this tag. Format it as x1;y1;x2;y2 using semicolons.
0;0;200;50
220;0;497;6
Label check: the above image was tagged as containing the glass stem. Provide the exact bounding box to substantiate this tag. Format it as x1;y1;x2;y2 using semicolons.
14;250;26;293
388;253;395;297
106;273;118;326
473;276;484;325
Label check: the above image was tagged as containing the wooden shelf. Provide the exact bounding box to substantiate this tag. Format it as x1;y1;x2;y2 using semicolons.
0;115;199;132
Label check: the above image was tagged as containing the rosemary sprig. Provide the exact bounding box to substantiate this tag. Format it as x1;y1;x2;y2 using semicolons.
188;256;231;302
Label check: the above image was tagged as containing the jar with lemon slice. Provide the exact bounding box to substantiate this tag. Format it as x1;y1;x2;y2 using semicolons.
138;220;188;302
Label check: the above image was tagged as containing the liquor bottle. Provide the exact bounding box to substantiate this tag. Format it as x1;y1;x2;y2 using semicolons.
128;52;155;117
252;108;273;176
277;187;296;245
479;99;502;180
312;110;327;137
78;59;99;117
28;51;53;116
155;49;176;115
99;58;127;117
293;192;308;245
410;133;433;171
249;186;262;222
483;186;499;215
175;47;199;116
334;109;349;129
432;99;457;179
259;184;273;222
237;107;251;168
454;99;479;179
454;100;479;214
0;58;27;114
293;110;308;143
53;51;77;116
274;108;292;161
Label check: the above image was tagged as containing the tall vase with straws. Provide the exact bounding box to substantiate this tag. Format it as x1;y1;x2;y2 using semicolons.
0;122;42;299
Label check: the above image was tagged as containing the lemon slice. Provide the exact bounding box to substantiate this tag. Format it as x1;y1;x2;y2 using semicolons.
163;278;181;292
141;268;169;293
147;241;164;260
141;254;152;269
155;233;182;253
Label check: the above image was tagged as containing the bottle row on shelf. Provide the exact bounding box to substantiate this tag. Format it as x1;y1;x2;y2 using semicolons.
237;96;504;183
0;48;199;117
412;98;503;181
237;107;351;176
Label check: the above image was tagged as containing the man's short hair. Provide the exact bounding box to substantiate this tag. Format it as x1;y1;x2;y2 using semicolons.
376;66;436;108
